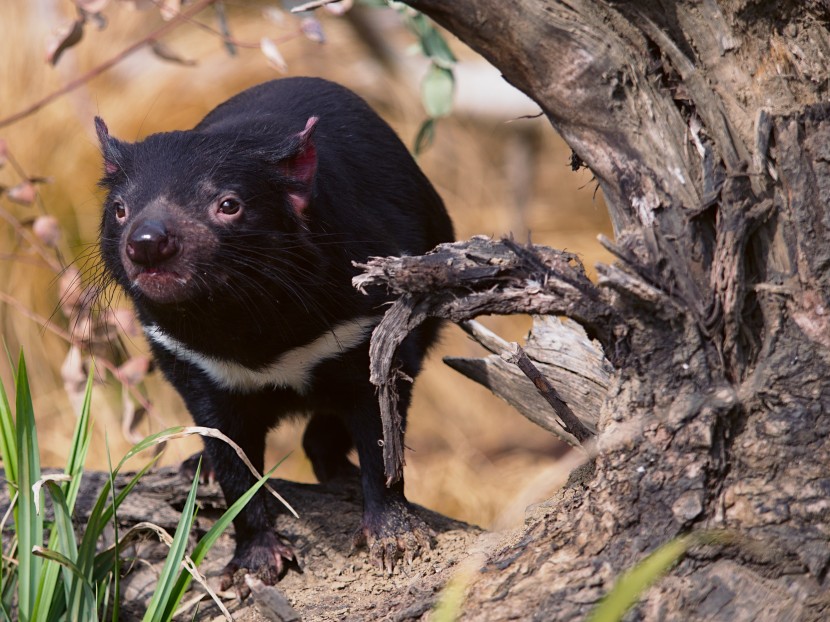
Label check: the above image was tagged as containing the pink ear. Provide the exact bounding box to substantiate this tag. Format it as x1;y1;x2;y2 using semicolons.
94;116;120;175
280;117;319;216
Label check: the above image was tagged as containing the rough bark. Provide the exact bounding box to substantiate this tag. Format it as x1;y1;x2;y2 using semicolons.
371;1;830;620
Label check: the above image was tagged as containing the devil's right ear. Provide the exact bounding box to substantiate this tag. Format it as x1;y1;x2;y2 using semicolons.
94;116;124;175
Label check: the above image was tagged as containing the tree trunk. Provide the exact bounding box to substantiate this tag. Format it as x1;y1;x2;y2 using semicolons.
391;1;830;619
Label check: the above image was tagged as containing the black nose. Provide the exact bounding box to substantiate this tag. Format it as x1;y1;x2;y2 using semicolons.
126;219;179;267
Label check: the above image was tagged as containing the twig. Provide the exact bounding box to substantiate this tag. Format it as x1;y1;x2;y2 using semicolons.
149;0;259;50
505;344;594;445
0;0;218;130
291;0;341;12
0;290;159;426
0;206;63;272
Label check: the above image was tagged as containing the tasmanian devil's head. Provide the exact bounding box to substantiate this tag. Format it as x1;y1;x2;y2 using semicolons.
95;116;319;307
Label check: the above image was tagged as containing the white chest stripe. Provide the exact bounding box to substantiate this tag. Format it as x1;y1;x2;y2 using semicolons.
144;316;379;394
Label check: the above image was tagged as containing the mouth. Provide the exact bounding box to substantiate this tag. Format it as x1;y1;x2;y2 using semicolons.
132;268;192;304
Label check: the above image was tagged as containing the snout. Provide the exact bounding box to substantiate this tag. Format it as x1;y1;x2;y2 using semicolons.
127;219;179;267
117;206;219;305
122;217;189;304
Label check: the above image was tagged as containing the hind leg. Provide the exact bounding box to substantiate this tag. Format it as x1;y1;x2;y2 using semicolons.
303;413;360;482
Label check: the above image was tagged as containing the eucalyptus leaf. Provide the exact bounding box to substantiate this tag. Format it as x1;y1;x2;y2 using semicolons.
422;65;454;119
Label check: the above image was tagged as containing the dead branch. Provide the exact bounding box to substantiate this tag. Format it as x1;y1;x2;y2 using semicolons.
445;317;608;448
505;343;594;445
354;236;626;484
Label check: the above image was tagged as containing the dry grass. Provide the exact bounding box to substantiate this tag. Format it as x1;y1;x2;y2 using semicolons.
0;1;613;530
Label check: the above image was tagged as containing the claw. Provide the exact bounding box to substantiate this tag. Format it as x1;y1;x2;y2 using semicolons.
220;531;297;598
353;501;434;573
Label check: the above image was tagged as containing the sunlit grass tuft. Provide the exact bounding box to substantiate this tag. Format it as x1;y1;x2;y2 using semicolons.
0;352;279;621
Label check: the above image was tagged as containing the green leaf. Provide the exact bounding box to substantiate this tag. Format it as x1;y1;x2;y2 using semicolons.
104;438;119;622
422;65;454;119
114;426;186;473
417;20;456;68
142;461;201;622
431;563;474;622
414;118;436;155
87;455;162;587
15;353;43;622
64;369;94;510
0;363;17;616
0;366;17;487
587;536;691;622
37;481;85;622
161;461;282;620
30;425;167;621
30;548;96;610
33;369;94;622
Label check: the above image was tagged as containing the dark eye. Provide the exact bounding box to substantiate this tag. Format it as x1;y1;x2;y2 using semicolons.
113;200;127;221
218;197;242;216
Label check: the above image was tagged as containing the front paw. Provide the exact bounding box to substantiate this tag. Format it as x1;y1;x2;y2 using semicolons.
222;531;297;596
179;451;216;485
353;501;435;574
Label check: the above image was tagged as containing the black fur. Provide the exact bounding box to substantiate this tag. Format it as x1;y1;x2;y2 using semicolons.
96;77;453;584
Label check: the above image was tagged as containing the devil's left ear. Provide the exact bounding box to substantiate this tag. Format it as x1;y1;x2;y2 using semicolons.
277;116;319;216
94;116;125;176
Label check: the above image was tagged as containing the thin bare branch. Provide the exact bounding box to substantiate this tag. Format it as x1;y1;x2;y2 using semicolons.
0;0;218;130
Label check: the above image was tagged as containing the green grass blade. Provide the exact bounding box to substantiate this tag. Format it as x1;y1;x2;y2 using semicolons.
31;548;97;611
142;461;201;622
0;539;16;617
15;353;43;622
32;370;94;622
63;368;94;510
71;474;114;622
36;481;86;622
69;453;152;622
587;536;691;622
0;368;17;487
0;366;17;618
114;426;186;473
104;438;120;622
161;462;281;620
86;454;161;588
31;479;68;622
100;453;161;531
0;599;12;622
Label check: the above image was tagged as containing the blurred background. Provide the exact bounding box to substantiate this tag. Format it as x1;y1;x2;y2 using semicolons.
0;0;612;530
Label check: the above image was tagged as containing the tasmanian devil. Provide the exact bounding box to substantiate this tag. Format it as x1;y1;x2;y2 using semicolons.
95;77;454;586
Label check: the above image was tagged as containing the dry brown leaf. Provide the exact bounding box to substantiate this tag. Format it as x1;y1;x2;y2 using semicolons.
150;40;196;65
300;17;325;43
45;19;85;66
158;0;181;20
118;355;151;386
73;0;110;12
262;6;285;26
32;215;61;248
324;0;353;16
107;307;142;338
260;37;288;73
61;345;87;413
119;0;155;9
6;181;36;206
121;389;147;444
59;267;83;317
